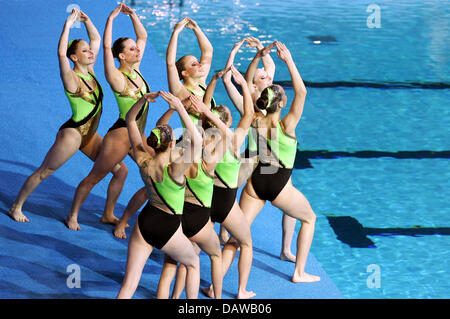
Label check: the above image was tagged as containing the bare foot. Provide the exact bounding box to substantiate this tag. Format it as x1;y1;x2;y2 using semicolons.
114;223;127;239
201;286;215;299
66;217;81;231
280;251;296;263
292;272;321;283
237;289;256;299
8;206;30;222
101;215;120;225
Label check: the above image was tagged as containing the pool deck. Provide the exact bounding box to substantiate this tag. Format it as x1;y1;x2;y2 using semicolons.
0;0;342;299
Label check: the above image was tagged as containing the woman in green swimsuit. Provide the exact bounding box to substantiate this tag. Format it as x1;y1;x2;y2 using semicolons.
199;67;256;299
222;42;320;284
116;91;202;299
66;4;149;230
222;38;298;262
8;9;105;223
166;17;215;124
114;17;215;237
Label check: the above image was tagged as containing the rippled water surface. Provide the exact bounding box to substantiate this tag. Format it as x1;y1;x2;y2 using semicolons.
128;0;450;298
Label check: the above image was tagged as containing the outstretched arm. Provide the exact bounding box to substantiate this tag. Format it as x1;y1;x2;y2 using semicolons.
245;37;276;79
156;109;176;126
186;18;213;84
58;9;79;93
190;95;233;168
166;18;189;97
277;42;307;136
233;66;254;151
222;39;247;115
160;92;203;180
121;4;147;68
244;41;276;87
126;92;160;165
103;4;126;92
203;67;230;108
78;10;101;72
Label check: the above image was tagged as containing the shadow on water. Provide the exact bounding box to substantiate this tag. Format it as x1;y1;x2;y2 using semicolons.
326;216;450;248
294;149;450;169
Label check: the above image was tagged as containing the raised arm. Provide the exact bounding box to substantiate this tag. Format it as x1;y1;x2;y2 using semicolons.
232;66;254;151
156;109;176;126
103;4;125;92
78;10;101;71
245;37;276;79
222;39;247;115
160;92;203;178
190;95;233;168
166;18;189;97
121;4;147;67
126;92;160;165
186;18;213;83
277;42;307;136
244;41;276;87
203;67;230;108
58;9;80;93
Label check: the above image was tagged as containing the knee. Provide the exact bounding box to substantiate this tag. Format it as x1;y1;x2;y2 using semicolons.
238;235;253;250
302;210;316;225
82;172;105;187
209;252;222;264
37;168;55;181
184;254;200;270
209;244;223;260
113;163;128;179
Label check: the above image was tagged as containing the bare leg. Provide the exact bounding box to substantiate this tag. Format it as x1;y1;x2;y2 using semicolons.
116;222;153;299
203;184;265;299
280;213;297;262
272;180;320;283
170;243;200;299
114;186;147;239
100;162;129;225
222;201;255;299
171;222;223;299
161;225;200;299
66;129;129;230
8;129;82;222
156;255;178;299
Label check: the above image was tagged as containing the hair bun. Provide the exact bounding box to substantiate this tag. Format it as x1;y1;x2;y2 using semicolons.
256;95;269;110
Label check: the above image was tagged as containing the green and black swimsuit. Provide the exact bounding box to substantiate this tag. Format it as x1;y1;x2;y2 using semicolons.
138;163;186;249
210;149;242;224
107;69;149;134
59;71;103;149
183;83;216;126
251;120;298;202
182;161;215;238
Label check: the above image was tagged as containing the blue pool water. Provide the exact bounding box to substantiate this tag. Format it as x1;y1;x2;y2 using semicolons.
130;0;450;298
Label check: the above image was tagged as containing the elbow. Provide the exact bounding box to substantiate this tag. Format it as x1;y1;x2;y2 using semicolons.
138;33;148;41
296;87;307;97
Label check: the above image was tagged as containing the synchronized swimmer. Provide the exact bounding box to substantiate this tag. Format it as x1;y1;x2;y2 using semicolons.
7;4;320;299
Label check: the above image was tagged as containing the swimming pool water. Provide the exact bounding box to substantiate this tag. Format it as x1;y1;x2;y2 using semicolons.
129;0;450;298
